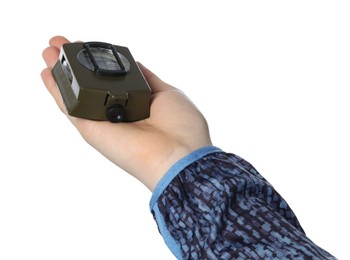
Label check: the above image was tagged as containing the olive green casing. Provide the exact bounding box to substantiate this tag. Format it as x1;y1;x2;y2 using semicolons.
51;42;151;122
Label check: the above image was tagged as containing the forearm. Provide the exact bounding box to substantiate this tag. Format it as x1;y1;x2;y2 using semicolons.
150;146;336;259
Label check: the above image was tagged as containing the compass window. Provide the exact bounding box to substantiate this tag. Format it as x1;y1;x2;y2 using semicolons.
77;43;130;76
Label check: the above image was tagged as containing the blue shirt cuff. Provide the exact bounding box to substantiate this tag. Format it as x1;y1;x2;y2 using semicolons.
149;145;222;210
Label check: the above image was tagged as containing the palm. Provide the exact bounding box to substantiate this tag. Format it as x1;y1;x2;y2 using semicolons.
42;36;211;190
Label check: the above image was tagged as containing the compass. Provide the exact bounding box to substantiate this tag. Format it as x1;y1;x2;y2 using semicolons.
52;42;151;122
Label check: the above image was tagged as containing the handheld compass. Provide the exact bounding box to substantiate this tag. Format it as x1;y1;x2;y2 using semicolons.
52;42;151;122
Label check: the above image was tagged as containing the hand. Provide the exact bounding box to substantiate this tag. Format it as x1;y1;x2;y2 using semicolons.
41;36;212;191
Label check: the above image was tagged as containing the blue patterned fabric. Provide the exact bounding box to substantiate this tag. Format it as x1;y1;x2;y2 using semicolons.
150;146;336;259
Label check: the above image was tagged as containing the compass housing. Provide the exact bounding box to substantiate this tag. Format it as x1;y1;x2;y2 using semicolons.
52;42;151;122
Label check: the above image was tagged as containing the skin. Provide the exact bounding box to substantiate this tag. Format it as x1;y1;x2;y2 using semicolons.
41;36;212;191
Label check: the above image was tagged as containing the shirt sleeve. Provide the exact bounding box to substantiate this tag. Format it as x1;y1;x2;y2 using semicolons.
149;146;336;259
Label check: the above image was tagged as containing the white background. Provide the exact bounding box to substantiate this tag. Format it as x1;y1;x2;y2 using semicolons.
0;1;349;259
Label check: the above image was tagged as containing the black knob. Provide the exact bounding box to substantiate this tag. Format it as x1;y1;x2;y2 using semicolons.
106;104;125;123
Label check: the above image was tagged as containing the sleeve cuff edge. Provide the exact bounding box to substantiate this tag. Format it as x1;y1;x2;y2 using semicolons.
149;145;222;210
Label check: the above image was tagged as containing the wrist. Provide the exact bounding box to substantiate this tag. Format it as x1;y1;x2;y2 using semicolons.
150;145;194;190
143;142;212;191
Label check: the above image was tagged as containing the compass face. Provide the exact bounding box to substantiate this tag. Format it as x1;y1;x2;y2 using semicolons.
77;47;131;73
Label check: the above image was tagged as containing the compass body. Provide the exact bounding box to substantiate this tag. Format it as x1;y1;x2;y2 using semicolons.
52;42;151;122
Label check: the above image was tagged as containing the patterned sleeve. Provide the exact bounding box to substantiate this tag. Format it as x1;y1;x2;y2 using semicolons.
149;146;336;259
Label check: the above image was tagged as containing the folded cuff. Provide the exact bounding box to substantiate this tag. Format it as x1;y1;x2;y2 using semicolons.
150;146;222;210
149;146;222;258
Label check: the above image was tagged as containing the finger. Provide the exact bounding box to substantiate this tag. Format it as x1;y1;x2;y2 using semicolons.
42;46;60;69
137;62;175;93
49;36;71;49
41;68;67;114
